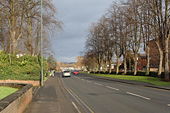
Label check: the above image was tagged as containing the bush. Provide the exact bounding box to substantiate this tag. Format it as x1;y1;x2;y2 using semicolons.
0;51;48;81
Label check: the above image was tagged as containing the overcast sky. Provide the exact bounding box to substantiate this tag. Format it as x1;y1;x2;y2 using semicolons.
51;0;115;62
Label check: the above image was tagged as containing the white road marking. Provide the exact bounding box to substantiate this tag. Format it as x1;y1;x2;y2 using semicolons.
72;101;81;113
74;76;80;79
94;82;103;86
106;86;119;91
65;88;84;113
86;80;92;83
63;82;94;113
68;88;95;113
168;104;170;107
126;92;151;100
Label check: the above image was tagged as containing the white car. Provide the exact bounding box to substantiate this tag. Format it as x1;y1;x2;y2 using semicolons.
62;71;71;77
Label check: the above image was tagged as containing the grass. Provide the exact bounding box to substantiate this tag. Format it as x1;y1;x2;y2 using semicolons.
84;72;170;86
0;87;18;100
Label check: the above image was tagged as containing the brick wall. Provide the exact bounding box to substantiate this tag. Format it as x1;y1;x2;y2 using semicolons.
0;84;33;113
0;80;39;86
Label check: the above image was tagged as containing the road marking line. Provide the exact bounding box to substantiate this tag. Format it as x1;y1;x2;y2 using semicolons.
63;84;94;113
126;92;151;100
86;80;92;83
94;83;103;86
68;88;95;113
106;86;119;91
74;76;80;79
168;104;170;107
72;102;81;113
65;88;84;113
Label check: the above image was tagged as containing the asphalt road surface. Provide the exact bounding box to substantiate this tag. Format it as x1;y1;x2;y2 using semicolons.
25;73;170;113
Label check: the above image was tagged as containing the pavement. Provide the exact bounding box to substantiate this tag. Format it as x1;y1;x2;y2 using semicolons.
24;73;84;113
25;73;170;113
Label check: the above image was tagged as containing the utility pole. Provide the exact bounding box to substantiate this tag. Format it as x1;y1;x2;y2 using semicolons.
40;0;44;86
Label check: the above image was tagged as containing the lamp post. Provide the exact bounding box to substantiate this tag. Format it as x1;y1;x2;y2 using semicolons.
40;0;44;86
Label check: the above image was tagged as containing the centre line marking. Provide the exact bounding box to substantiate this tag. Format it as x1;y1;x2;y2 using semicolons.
126;92;151;100
106;86;119;91
94;83;103;86
72;102;81;113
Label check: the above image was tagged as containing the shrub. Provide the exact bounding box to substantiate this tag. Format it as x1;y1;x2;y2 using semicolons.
0;52;48;81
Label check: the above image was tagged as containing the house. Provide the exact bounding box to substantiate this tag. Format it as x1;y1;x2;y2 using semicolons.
148;40;170;71
137;54;147;71
137;40;170;72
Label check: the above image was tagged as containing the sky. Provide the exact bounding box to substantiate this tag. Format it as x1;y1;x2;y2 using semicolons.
51;0;115;62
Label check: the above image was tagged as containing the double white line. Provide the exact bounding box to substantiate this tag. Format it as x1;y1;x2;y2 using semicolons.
72;101;81;113
66;87;94;113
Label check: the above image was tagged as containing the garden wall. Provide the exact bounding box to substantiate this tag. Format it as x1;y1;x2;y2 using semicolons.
0;83;33;113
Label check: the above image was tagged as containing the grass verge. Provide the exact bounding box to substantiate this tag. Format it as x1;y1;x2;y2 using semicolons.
0;87;18;100
84;73;170;86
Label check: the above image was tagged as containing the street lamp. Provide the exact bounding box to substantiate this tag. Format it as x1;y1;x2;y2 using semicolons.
40;0;44;86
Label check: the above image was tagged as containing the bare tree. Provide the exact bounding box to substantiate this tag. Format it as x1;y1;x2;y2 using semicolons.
143;0;170;80
0;0;62;56
85;0;170;80
86;24;104;72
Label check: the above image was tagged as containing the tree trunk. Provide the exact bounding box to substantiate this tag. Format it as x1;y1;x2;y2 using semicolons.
103;61;107;72
11;32;17;54
9;0;17;54
134;54;138;75
98;63;101;72
116;57;120;74
146;46;150;75
156;41;163;77
107;60;112;73
164;38;169;81
27;18;34;55
123;54;127;74
129;58;132;72
109;63;112;74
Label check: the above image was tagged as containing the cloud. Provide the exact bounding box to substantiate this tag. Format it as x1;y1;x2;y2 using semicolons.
57;56;76;62
51;0;115;62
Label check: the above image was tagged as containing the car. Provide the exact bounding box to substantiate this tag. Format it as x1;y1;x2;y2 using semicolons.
72;70;79;75
62;71;71;77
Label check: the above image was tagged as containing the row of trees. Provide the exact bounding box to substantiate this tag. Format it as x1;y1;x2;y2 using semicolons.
0;0;61;56
84;0;170;81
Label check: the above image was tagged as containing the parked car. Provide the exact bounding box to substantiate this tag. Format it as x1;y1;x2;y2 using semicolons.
72;70;79;75
62;71;71;77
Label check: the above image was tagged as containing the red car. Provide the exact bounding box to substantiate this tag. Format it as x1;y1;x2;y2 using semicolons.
73;71;79;75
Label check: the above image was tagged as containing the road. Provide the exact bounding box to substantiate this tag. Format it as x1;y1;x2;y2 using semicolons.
25;73;170;113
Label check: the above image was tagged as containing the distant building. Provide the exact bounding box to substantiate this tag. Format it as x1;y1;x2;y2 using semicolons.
137;54;147;71
137;39;170;72
149;40;170;71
